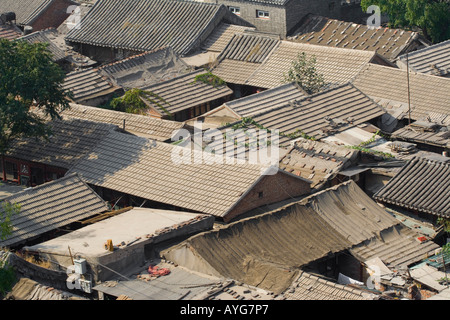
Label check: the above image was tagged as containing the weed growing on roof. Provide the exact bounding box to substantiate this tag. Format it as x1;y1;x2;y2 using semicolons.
283;52;325;94
192;72;226;88
110;88;172;118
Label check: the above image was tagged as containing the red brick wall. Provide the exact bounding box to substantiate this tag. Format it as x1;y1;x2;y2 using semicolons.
30;0;74;31
224;171;311;222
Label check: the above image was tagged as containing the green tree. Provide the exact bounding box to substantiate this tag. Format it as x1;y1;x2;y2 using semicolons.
0;39;70;155
283;52;325;95
110;88;172;118
0;201;20;241
361;0;450;43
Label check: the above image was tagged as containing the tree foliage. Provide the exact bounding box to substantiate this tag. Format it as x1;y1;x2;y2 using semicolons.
283;52;325;95
110;88;172;118
0;201;21;241
0;39;70;155
361;0;450;43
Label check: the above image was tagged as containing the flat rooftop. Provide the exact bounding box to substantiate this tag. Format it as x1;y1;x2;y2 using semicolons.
25;207;210;258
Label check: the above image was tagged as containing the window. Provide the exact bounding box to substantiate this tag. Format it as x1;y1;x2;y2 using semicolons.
256;10;269;19
329;2;335;10
228;6;240;15
258;191;264;199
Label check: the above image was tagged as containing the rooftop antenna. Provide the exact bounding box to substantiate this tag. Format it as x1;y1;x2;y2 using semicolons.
406;53;411;125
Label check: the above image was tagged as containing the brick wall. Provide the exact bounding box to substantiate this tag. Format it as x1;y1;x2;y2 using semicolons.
224;170;311;222
285;0;341;35
212;0;288;36
30;0;75;31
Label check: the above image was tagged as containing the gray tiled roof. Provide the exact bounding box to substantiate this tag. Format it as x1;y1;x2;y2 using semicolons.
211;32;280;85
63;67;120;103
64;0;251;56
218;32;280;63
98;47;192;89
397;40;450;76
282;271;377;300
241;83;385;141
0;173;108;248
67;131;270;218
18;29;67;62
303;180;400;245
0;0;54;26
279;138;359;189
140;69;233;115
6;118;117;169
390;122;450;149
350;224;440;269
352;63;450;121
222;82;307;118
62;103;187;141
289;14;423;61
201;23;255;53
246;41;378;89
373;156;450;217
63;47;192;103
163;194;352;294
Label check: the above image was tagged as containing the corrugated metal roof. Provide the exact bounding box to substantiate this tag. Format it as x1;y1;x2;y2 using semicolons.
6;118;117;169
0;173;109;248
373;156;450;217
64;0;249;56
140;69;233;115
352;63;450;121
94;267;222;300
0;0;54;26
289;14;422;61
62;103;187;141
67;131;271;218
397;39;450;76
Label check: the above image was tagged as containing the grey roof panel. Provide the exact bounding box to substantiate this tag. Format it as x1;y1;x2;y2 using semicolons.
67;131;268;218
289;14;422;61
373;156;450;217
0;0;54;26
0;173;108;247
352;63;450;121
64;0;246;55
18;29;67;61
397;39;450;76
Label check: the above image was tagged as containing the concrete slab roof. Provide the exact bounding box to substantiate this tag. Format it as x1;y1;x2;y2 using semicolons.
24;207;209;258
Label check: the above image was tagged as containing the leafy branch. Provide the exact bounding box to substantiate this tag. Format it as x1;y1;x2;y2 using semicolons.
0;201;21;241
192;72;226;88
110;88;172;119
